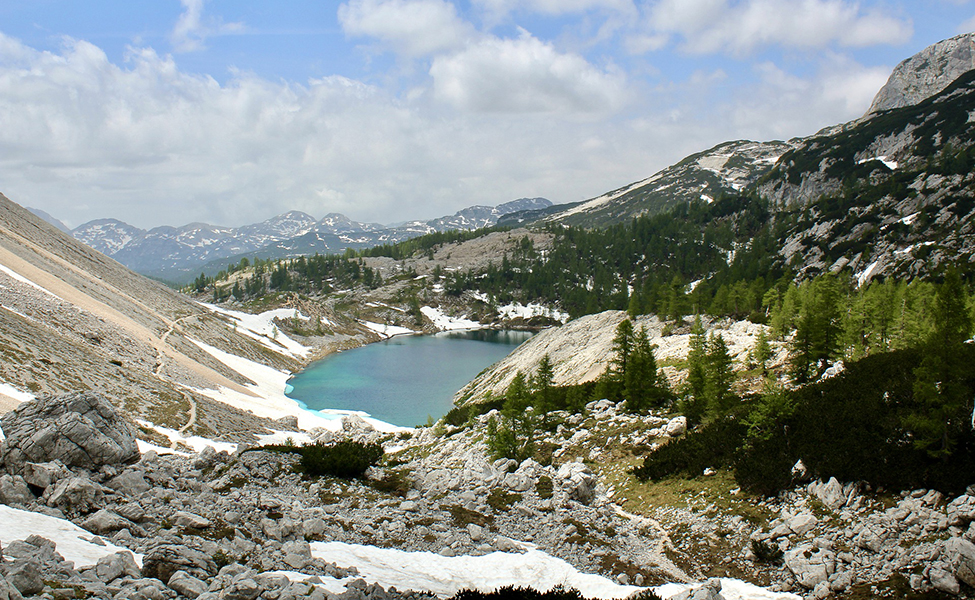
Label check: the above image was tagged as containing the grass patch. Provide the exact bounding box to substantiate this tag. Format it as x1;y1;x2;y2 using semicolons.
487;489;522;512
445;505;494;529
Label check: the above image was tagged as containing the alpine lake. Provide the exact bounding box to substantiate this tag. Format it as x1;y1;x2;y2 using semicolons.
285;330;534;427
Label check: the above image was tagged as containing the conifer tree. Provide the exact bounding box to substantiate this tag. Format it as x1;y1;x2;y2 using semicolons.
680;316;708;424
487;371;537;461
704;333;735;419
625;325;664;412
533;354;557;428
905;268;973;457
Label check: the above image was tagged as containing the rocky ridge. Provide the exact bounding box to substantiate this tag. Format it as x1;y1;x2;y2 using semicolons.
68;199;551;284
867;33;975;115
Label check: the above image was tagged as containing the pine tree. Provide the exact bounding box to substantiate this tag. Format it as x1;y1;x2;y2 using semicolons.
533;354;557;429
704;333;735;419
680;316;708;424
905;268;973;457
487;371;537;461
625;325;663;412
750;328;773;375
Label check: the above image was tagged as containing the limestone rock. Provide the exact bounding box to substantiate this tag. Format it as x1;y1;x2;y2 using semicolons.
784;544;836;589
95;550;142;583
555;462;596;505
0;392;139;475
948;494;975;526
868;33;975;115
167;571;208;599
943;537;975;587
663;416;687;437
107;471;151;496
0;475;33;505
82;509;137;535
174;511;211;529
5;560;43;597
21;461;71;490
0;574;25;600
142;544;217;583
45;476;106;515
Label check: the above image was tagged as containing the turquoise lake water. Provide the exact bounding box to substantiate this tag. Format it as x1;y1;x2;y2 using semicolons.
285;330;533;427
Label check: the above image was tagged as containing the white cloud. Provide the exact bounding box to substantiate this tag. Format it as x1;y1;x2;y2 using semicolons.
338;0;474;57
475;0;636;19
643;0;913;55
170;0;244;53
0;33;648;229
726;56;892;138
430;30;629;113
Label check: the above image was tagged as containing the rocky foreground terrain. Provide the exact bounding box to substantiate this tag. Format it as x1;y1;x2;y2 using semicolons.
3;391;975;600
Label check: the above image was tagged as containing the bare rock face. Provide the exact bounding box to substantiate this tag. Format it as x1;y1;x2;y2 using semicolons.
0;392;140;475
867;33;975;115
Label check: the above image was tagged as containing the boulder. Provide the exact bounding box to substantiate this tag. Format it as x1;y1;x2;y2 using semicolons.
173;511;211;529
106;471;151;496
45;476;105;515
784;544;836;589
943;537;975;587
0;574;25;600
809;477;846;511
5;560;43;597
948;495;975;526
663;416;687;437
82;509;137;535
0;474;33;505
929;567;961;595
788;513;818;536
555;462;596;504
22;461;71;490
142;544;217;583
0;392;140;475
95;551;142;583
340;414;374;433
167;571;208;599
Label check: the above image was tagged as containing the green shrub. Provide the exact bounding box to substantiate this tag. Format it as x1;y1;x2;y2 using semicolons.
631;415;747;482
751;539;783;564
300;440;384;479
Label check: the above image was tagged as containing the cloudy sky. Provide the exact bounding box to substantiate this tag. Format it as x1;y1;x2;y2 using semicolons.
0;1;971;229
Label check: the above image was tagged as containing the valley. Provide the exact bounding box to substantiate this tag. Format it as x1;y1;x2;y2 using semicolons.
3;31;975;600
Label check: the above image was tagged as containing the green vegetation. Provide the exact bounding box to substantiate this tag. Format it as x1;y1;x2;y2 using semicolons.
259;441;384;479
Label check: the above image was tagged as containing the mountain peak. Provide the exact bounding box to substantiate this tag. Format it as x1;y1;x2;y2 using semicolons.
867;32;975;115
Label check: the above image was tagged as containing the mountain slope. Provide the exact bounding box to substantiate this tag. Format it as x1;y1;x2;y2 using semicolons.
507;141;794;229
0;193;335;440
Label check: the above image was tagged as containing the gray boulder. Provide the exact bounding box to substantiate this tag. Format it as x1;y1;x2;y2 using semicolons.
22;461;71;490
95;550;142;583
943;537;975;588
555;462;596;504
948;494;975;526
0;474;33;505
1;392;140;475
785;544;836;589
45;476;105;515
167;571;208;599
142;544;217;583
82;509;138;535
107;471;151;496
5;560;43;597
0;574;25;600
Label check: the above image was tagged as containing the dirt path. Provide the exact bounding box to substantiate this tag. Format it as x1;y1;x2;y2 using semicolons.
153;314;201;445
613;505;692;584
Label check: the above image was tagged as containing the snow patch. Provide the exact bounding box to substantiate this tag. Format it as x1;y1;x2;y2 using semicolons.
900;212;919;226
188;339;405;434
421;306;482;331
856;261;880;287
857;155;898;170
0;379;35;403
0;505;143;568
496;303;569;323
0;263;63;300
360;320;417;339
202;303;312;359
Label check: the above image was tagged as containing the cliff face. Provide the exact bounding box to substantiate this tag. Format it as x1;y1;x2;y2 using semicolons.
867;33;975;115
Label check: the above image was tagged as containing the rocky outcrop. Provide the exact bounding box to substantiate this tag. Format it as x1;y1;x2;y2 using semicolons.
0;392;139;474
868;33;975;115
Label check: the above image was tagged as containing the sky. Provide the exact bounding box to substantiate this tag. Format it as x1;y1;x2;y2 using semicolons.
0;1;972;229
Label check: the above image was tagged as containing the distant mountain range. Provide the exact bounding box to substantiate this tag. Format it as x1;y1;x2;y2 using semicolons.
47;198;550;283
